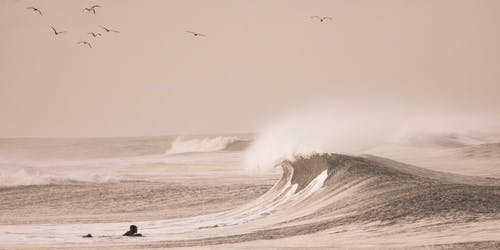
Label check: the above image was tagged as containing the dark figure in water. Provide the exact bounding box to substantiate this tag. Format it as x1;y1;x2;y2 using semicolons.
82;233;92;238
123;225;143;237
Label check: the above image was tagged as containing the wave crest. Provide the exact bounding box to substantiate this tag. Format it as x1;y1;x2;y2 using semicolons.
165;136;248;155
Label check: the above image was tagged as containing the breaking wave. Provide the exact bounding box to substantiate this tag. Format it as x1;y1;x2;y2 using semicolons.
165;136;249;155
0;168;123;187
190;153;500;245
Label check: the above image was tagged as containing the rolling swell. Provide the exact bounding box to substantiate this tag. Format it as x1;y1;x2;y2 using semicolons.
282;154;500;223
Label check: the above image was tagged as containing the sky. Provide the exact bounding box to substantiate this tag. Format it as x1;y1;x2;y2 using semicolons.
1;0;499;138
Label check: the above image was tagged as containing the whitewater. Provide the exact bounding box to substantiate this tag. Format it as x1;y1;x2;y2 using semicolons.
1;131;500;249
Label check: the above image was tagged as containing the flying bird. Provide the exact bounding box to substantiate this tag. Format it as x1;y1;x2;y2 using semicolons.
100;26;120;33
27;7;42;16
186;31;205;37
88;32;102;38
83;5;101;15
51;26;66;35
311;16;333;22
83;8;93;14
78;41;92;48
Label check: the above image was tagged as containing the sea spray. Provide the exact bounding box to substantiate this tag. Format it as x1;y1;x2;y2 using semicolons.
244;105;500;172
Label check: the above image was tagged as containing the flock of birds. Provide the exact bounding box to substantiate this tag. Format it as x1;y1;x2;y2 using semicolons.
27;5;333;48
27;5;121;48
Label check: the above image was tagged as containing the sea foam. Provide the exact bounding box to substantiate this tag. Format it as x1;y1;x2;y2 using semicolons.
165;136;247;155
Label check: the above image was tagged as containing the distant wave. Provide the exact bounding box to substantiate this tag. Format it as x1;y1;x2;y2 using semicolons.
450;143;500;160
165;136;250;155
0;168;123;187
400;132;500;148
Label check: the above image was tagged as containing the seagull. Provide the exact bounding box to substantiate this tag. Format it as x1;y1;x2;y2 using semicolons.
186;31;205;37
311;16;333;22
100;26;120;33
27;7;42;16
83;5;101;15
83;8;93;14
51;26;66;35
88;32;102;38
78;41;92;48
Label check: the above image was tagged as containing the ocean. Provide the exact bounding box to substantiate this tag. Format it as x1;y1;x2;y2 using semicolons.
0;134;499;249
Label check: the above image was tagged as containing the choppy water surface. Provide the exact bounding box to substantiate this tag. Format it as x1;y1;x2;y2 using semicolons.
0;135;499;249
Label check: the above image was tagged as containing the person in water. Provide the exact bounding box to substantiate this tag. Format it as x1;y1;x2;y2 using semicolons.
123;225;143;237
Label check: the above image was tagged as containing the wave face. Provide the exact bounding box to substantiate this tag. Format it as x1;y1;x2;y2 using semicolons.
270;154;500;225
165;136;249;155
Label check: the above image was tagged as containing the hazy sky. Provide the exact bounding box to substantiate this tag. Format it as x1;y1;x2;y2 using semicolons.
1;0;499;137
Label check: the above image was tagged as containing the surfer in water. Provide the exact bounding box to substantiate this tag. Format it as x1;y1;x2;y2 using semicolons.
123;225;143;237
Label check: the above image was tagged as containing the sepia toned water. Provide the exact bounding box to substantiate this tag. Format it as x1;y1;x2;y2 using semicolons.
0;135;499;249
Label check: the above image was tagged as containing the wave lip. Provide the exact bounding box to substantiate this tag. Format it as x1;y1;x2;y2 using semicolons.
165;136;249;155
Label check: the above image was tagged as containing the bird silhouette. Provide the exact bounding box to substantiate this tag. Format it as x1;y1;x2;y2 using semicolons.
27;7;42;16
51;26;66;35
100;26;120;33
88;32;102;38
78;41;92;48
311;16;333;22
83;5;101;15
186;31;205;37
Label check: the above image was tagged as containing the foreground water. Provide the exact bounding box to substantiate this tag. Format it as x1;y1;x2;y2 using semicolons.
0;135;499;249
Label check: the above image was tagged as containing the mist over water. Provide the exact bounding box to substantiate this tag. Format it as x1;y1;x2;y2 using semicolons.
244;104;500;171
